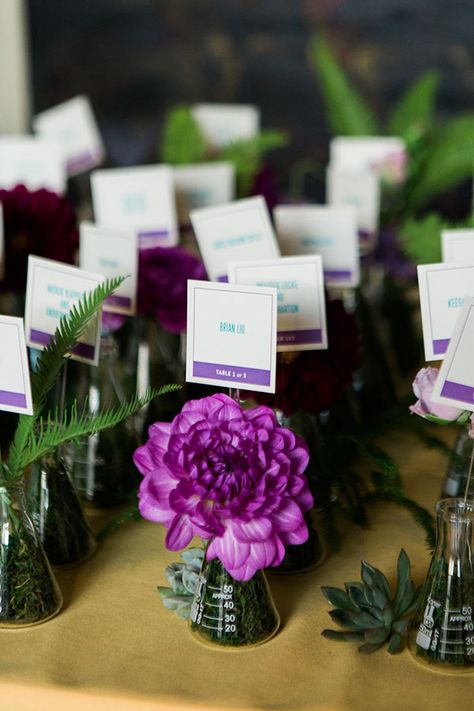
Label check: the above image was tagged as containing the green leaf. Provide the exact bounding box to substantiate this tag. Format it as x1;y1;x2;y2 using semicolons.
409;114;474;208
322;629;365;643
388;70;440;137
220;130;288;196
180;547;205;569
350;611;383;629
364;627;390;645
394;549;411;614
161;593;193;611
329;609;362;631
360;561;391;599
160;107;207;165
387;632;404;654
308;34;378;136
321;586;360;612
182;568;199;594
399;213;446;264
358;641;384;654
340;436;402;496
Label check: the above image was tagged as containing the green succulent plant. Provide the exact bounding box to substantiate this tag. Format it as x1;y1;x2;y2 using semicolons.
158;547;204;620
321;549;420;654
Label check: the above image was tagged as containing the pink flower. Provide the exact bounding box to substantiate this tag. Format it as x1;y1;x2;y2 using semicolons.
409;367;464;421
133;393;313;581
372;150;408;186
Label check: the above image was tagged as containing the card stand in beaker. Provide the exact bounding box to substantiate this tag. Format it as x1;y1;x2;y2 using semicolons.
189;557;280;650
409;498;474;673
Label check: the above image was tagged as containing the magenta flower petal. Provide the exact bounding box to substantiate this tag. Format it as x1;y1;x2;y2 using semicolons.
231;517;273;543
165;515;194;550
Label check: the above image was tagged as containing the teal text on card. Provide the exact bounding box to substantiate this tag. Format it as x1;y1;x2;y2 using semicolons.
122;192;147;214
302;236;332;247
99;257;119;269
212;233;261;250
447;297;465;308
219;322;246;334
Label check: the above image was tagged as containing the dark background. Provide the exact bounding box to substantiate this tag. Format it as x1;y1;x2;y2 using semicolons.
27;0;474;190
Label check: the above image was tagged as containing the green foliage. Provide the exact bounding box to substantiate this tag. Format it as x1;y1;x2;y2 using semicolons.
322;549;420;654
408;115;474;208
160;107;207;165
220;130;288;196
308;35;378;136
157;547;204;620
388;70;440;138
399;213;446;264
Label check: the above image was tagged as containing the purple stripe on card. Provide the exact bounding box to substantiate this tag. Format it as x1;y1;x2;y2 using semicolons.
66;150;100;174
138;229;169;240
105;294;131;308
0;389;27;408
433;338;450;355
440;381;474;404
324;269;353;280
30;329;95;360
193;361;271;386
217;275;229;283
277;328;322;345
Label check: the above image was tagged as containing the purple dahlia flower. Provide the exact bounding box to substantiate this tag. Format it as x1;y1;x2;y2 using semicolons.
133;393;313;581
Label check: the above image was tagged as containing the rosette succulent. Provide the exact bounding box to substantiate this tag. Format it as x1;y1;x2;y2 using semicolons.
158;547;204;619
133;393;313;581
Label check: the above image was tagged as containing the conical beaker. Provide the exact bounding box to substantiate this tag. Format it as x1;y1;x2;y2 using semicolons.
189;556;280;650
409;498;474;672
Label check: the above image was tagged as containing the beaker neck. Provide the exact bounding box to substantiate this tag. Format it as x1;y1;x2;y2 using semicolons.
435;499;474;569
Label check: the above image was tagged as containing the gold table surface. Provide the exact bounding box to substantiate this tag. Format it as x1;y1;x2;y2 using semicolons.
1;430;471;711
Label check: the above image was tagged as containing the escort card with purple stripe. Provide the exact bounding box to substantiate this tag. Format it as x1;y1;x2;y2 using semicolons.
91;165;178;247
24;256;104;366
431;298;474;412
0;315;33;415
186;280;277;393
273;205;360;288
79;222;137;316
190;196;280;282
228;255;328;352
32;95;105;177
418;262;474;361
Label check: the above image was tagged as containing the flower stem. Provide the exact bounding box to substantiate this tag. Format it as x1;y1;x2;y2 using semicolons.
463;440;474;503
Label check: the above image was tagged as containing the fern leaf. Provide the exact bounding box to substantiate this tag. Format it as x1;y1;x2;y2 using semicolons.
160;107;207;165
308;34;378;136
398;213;468;264
220;130;288;196
387;70;440;138
408;114;474;208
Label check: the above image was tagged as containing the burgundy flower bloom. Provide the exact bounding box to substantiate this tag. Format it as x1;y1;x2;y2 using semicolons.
134;393;313;581
0;184;78;292
137;246;207;333
254;299;361;416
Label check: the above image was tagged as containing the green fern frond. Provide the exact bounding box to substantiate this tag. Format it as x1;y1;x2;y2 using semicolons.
398;213;470;264
387;70;440;138
308;34;378;136
220;130;288;196
13;385;181;474
408;114;474;208
160;107;207;165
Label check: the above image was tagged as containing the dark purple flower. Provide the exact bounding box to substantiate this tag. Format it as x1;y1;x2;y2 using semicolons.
0;184;78;292
137;246;207;333
133;393;313;581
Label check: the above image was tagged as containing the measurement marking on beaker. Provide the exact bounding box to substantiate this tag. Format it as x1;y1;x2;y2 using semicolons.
207;585;221;591
200;622;220;630
441;626;464;632
206;602;222;608
203;614;221;621
438;648;467;655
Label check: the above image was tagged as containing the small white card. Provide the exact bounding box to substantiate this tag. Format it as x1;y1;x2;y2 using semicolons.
32;95;105;176
0;315;33;415
173;162;235;225
191;103;260;148
274;205;360;288
228;255;327;352
442;229;474;262
0;135;65;194
24;256;104;366
431;297;474;412
91;165;178;247
186;280;277;393
326;167;380;241
79;222;138;316
190;196;280;282
329;136;405;174
417;261;474;360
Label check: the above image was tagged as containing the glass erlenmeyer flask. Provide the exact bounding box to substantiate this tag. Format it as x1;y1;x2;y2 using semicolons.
409;498;474;672
189;556;280;649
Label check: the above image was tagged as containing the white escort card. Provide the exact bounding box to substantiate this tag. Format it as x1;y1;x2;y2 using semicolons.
79;222;138;316
228;255;327;352
442;229;474;262
326;167;380;238
274;205;360;288
329;136;405;173
186;280;277;393
431;297;474;412
91;165;178;248
0;315;33;415
0;135;65;194
24;256;104;366
32;95;105;176
417;261;474;360
190;196;280;282
173;162;235;225
191;103;260;148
